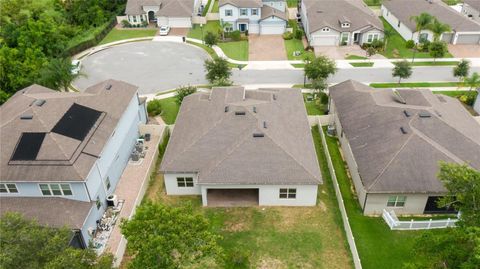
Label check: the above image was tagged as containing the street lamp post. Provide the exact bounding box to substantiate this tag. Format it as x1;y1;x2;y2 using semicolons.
200;23;204;44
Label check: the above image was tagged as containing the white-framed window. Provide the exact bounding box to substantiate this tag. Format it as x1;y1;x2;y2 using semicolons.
341;23;350;28
341;32;349;43
279;188;296;199
367;33;379;43
105;177;111;190
133;16;137;23
39;183;72;196
251;8;258;15
96;196;102;209
419;33;429;42
225;9;233;16
387;196;406;207
177;177;194;187
0;183;18;193
322;27;330;32
240;8;248;16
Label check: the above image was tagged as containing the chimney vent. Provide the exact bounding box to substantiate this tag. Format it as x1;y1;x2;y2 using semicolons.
253;133;264;138
34;99;46;107
225;106;229;112
105;84;112;90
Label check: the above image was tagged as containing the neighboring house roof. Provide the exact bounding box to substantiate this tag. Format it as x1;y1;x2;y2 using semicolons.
303;0;384;34
329;80;480;194
0;197;93;230
465;0;480;11
219;0;263;8
0;80;138;182
126;0;162;15
160;87;322;185
260;5;287;21
383;0;480;32
157;0;196;17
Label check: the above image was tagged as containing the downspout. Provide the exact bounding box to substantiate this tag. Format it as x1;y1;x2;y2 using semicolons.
362;192;368;214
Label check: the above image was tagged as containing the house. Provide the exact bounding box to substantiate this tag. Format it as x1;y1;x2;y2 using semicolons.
328;80;480;215
462;0;480;23
219;0;288;35
0;80;147;247
160;86;322;206
474;89;480;114
382;0;480;44
300;0;384;46
125;0;201;28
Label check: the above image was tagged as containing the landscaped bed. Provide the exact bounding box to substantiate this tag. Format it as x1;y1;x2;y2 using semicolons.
99;28;158;45
350;62;374;67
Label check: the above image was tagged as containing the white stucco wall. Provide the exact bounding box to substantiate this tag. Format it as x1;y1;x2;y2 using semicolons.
364;193;433;215
219;4;261;31
263;0;286;12
474;90;480;113
164;173;201;195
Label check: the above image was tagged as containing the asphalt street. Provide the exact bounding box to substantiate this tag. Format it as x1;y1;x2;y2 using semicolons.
74;41;480;94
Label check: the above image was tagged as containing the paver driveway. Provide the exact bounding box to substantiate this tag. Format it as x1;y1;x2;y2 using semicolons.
73;41;209;94
249;35;287;60
447;44;480;58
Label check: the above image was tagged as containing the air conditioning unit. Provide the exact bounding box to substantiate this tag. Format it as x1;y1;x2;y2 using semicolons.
327;125;337;136
106;194;118;207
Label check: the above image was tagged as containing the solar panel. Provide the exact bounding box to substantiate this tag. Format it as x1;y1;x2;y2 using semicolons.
51;103;102;141
11;133;46;160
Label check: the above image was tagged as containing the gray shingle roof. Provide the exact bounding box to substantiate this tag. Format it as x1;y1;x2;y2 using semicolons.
329;80;480;193
0;80;138;182
465;0;480;11
126;0;195;16
219;0;263;8
260;5;287;21
160;87;322;185
0;197;93;229
126;0;162;15
383;0;480;32
303;0;384;34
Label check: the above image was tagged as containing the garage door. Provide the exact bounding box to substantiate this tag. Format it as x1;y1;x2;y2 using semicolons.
311;35;337;46
158;17;192;28
441;33;453;43
456;34;480;44
260;24;285;35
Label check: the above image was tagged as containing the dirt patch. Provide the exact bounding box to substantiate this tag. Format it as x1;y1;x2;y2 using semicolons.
222;208;254;232
257;257;287;269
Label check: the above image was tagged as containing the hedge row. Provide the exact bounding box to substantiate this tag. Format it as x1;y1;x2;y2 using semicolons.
64;18;117;56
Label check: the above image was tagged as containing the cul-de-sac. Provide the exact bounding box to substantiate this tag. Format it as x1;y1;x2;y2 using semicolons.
1;0;479;268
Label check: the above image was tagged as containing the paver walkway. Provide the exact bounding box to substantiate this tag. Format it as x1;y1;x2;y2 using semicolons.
249;35;287;61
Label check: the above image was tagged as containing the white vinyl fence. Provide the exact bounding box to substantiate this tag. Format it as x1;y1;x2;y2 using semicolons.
382;209;458;230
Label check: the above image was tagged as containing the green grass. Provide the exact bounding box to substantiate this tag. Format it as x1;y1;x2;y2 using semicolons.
380;18;452;59
323;127;430;268
99;28;157;45
211;0;219;12
157;97;180;124
284;38;314;60
370;82;465;88
202;0;213;16
345;55;367;60
218;41;249;61
442;0;461;5
187;41;247;68
303;94;326;115
433;90;477;98
287;0;299;7
362;0;382;6
291;63;305;68
188;21;222;40
350;62;374;67
411;61;459;66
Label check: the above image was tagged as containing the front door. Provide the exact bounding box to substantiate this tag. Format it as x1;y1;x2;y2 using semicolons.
148;11;155;22
239;23;247;32
353;33;360;43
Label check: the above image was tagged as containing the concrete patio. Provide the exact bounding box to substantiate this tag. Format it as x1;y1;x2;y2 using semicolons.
207;189;259;207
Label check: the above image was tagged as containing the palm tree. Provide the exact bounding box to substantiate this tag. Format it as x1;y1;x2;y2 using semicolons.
410;12;434;43
382;28;394;51
464;72;480;91
430;18;451;41
38;58;82;91
220;20;232;40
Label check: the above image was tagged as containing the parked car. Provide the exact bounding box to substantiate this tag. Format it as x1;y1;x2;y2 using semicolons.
71;60;81;75
159;26;170;36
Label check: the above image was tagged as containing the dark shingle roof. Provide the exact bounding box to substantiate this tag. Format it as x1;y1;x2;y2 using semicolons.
219;0;263;8
465;0;480;11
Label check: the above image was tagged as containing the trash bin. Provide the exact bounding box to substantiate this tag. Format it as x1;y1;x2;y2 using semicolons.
145;133;151;141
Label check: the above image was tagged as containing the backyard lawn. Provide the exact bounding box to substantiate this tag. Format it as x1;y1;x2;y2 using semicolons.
284;38;314;60
188;21;222;40
218;41;249;61
322;127;438;269
99;28;157;45
304;94;326;115
157;97;180;125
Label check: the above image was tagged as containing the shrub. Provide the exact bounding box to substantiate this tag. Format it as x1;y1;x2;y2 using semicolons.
282;31;293;40
230;30;241;41
294;29;303;40
459;93;476;106
405;40;415;49
227;250;250;268
420;40;430;52
245;30;249;36
147;99;162;116
320;92;329;104
370;39;384;50
121;20;131;28
175;86;197;105
204;31;218;47
64;18;116;56
141;21;148;27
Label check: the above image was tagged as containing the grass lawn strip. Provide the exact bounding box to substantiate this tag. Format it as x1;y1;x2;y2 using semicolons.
99;28;157;45
217;41;249;61
345;55;367;60
411;61;459;66
350;62;374;67
370;82;465;88
303;94;326;115
157;97;179;125
188;21;222;40
284;39;314;60
202;0;213;16
211;0;219;12
186;41;246;68
287;0;298;7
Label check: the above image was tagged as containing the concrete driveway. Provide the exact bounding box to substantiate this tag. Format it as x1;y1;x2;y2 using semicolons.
249;35;287;61
314;45;385;59
447;44;480;58
73;41;209;94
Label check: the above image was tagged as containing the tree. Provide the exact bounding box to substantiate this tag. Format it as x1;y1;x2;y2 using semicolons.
0;212;113;269
204;57;232;84
464;72;480;91
175;85;197;105
204;32;218;47
38;57;81;91
220;20;232;40
304;55;336;81
453;59;470;82
366;46;377;61
121;202;224;269
147;99;162;116
392;60;412;84
429;18;451;41
428;41;447;62
410;13;434;43
382;28;394;51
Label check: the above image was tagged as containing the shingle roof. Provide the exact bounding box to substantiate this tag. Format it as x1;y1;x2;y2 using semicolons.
260;5;287;21
126;0;162;15
465;0;480;11
329;80;480;193
0;80;138;182
383;0;480;32
219;0;263;8
303;0;384;33
125;0;195;16
0;197;93;229
160;87;322;185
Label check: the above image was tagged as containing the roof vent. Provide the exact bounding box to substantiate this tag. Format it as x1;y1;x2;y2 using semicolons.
20;114;33;120
403;110;410;117
419;111;431;118
317;10;323;13
253;133;264;138
235;111;246;116
400;127;408;134
105;84;112;90
263;121;267;129
34;99;46;106
225;106;229;112
253;106;257;113
273;94;277;100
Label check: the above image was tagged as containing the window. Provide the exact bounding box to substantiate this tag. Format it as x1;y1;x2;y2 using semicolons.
367;33;379;43
96;196;102;209
177;177;194;187
419;33;428;42
39;183;72;196
240;8;247;16
225;9;232;16
252;8;258;15
341;33;349;44
0;183;18;193
133;16;137;23
105;177;111;190
322;27;330;32
279;188;296;199
387;196;406;207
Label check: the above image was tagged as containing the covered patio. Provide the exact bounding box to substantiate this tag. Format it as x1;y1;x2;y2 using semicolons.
207;189;259;207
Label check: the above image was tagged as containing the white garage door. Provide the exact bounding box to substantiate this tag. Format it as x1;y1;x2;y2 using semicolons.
311;35;337;46
260;24;285;35
157;17;192;28
456;34;480;44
